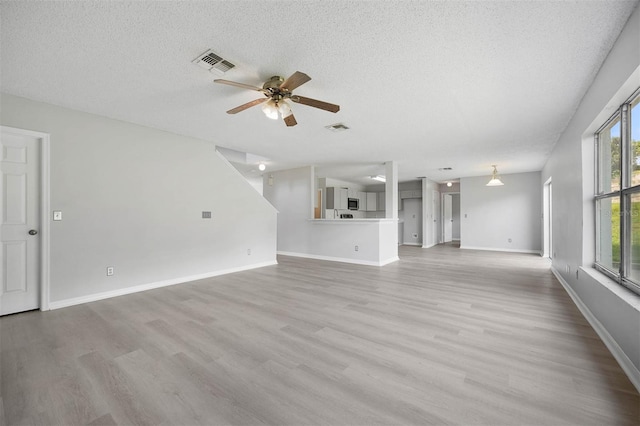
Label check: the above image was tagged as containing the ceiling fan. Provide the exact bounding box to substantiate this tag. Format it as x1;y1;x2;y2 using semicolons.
214;71;340;127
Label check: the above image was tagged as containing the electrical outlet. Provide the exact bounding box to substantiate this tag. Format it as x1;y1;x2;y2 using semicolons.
53;211;62;221
106;267;114;276
355;245;359;251
508;238;512;243
247;249;251;255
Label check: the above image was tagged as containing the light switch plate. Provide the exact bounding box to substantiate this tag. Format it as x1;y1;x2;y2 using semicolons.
53;211;62;221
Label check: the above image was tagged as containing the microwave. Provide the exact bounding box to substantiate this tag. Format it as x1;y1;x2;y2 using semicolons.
348;197;359;210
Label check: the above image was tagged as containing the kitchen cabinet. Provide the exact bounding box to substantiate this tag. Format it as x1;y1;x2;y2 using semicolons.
326;187;348;210
400;190;422;199
376;192;385;211
366;192;377;211
357;191;367;210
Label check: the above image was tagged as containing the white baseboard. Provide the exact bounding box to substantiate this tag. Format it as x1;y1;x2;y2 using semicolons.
277;251;399;267
401;242;422;246
421;243;437;249
379;256;400;266
48;260;278;310
551;267;640;393
460;245;541;255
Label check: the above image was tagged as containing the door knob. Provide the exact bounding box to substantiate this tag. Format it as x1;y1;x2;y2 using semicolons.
28;229;38;235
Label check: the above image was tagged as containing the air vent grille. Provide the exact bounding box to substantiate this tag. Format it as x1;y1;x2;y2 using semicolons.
200;52;223;67
325;123;350;132
215;60;235;73
193;49;235;74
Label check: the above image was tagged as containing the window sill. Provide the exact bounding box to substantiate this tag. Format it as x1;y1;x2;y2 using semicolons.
579;266;640;310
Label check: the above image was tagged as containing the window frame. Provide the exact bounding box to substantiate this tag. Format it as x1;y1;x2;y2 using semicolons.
594;88;640;296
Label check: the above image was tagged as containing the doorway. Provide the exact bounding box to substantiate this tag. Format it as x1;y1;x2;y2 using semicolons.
543;178;553;258
0;126;50;315
401;198;422;245
442;192;460;244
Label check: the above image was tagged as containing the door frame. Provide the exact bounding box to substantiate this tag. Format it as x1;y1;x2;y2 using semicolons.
543;177;552;258
432;190;441;244
1;126;51;311
441;192;460;243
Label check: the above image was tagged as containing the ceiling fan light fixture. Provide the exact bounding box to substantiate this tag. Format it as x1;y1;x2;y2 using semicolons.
214;71;340;127
262;100;279;120
486;165;504;186
278;100;293;118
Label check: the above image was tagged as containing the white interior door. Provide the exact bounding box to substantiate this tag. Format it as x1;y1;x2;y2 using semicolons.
443;194;453;242
432;190;440;245
1;127;41;315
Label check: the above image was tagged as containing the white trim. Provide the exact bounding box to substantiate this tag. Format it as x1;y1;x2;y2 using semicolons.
48;260;277;310
421;243;437;249
542;176;552;259
551;267;640;393
401;242;422;246
0;126;51;311
277;251;399;266
460;245;541;254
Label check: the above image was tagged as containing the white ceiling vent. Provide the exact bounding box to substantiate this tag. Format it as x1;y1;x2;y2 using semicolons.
193;49;235;74
325;123;350;132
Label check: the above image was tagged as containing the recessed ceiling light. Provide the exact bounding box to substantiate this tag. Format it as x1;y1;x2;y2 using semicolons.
258;163;266;171
370;175;386;182
447;182;453;187
325;123;350;132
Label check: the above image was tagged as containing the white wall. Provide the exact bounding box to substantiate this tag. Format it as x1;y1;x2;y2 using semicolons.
460;172;542;253
421;178;439;248
1;94;277;306
439;182;460;193
263;166;313;252
400;198;422;245
541;4;640;385
264;166;398;265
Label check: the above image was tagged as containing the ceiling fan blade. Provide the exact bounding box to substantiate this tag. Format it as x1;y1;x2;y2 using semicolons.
290;95;340;113
226;98;268;114
214;79;265;92
283;113;297;127
280;71;311;91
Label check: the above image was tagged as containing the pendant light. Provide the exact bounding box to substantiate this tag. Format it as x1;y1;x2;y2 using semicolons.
486;165;504;186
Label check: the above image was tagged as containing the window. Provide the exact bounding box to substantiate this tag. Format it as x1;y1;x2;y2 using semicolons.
595;89;640;295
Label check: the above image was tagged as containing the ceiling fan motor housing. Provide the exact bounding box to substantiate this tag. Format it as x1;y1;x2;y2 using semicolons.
263;76;285;91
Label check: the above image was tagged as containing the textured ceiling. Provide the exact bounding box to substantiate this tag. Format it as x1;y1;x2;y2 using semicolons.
1;1;638;184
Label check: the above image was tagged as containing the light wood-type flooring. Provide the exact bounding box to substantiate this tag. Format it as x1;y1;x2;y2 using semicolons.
1;245;639;425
